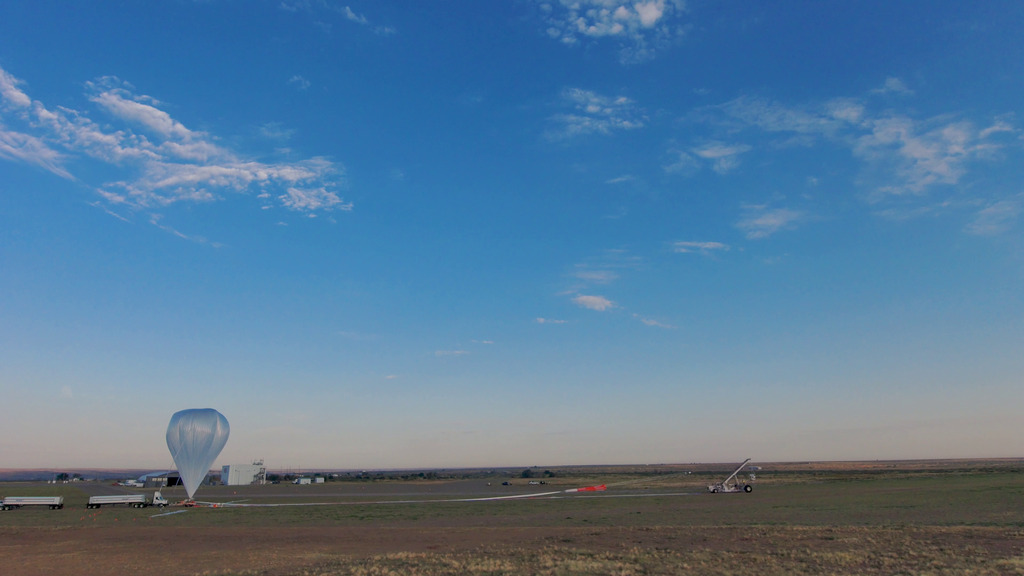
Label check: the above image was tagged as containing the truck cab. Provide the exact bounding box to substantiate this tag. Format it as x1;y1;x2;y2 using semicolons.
152;491;168;507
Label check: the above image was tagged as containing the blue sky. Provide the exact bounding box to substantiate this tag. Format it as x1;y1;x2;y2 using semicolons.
1;1;1022;470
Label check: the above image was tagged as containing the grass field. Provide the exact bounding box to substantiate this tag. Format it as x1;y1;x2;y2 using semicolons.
1;460;1022;575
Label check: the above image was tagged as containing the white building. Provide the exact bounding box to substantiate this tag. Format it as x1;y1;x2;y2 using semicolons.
221;460;266;486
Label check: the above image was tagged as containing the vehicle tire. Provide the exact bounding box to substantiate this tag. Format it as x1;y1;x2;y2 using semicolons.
744;485;753;493
711;488;718;493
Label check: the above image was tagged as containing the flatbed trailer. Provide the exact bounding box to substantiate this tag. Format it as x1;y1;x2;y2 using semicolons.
87;492;168;509
1;496;65;510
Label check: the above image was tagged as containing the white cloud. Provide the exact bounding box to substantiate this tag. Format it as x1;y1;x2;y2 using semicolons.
570;249;643;290
692;142;752;174
547;88;645;140
148;214;220;246
965;198;1021;236
663;149;699;175
0;126;71;179
538;0;688;63
280;186;352;212
871;77;913;96
343;6;368;25
435;349;469;357
673;241;729;254
279;1;393;35
825;98;865;124
573;294;615;311
707;93;1015;199
632;314;674;328
714;96;847;136
288;75;311;91
574;269;619;284
854;117;1002;196
736;205;803;239
259;122;296;141
0;67;32;109
0;65;349;219
980;120;1013;139
89;82;192;139
278;0;307;12
536;317;568;324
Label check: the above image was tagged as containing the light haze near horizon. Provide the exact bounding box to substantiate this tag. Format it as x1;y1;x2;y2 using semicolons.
1;1;1022;470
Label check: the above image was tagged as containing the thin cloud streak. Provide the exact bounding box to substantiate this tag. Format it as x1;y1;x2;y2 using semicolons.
573;294;615;311
536;317;568;324
965;198;1021;236
547;88;645;140
702;81;1015;198
673;241;730;254
0;65;349;216
737;206;803;239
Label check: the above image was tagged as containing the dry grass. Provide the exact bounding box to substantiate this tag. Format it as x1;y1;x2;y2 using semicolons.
211;529;1024;576
3;462;1023;576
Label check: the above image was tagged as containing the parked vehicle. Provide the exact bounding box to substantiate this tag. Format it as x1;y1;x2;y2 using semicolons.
1;496;64;510
86;491;168;509
707;458;755;493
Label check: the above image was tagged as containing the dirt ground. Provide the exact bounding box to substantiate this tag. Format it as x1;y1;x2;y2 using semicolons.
4;524;1023;576
3;461;1023;575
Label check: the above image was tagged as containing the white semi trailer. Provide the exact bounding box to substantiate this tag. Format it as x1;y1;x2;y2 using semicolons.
87;492;168;509
707;458;755;493
1;496;65;510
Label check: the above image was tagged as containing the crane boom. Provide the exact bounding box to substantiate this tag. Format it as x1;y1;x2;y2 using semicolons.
721;458;751;486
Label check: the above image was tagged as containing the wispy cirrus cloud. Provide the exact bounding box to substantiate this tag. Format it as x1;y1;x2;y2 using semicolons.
538;0;688;63
736;205;803;239
546;88;645;140
561;248;676;327
571;248;643;285
279;1;395;35
573;294;616;311
287;75;311;91
663;149;699;175
0;125;71;179
691;142;752;174
89;84;191;139
342;6;368;25
632;313;674;328
965;198;1021;236
574;269;620;284
703;79;1015;199
672;241;730;254
853;116;1004;198
0;68;72;177
536;317;568;324
871;77;913;96
0;66;349;220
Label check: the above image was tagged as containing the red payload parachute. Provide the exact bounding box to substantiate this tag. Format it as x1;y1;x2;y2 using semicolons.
566;484;607;493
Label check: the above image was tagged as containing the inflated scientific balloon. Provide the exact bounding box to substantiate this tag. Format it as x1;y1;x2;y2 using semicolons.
166;408;230;499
